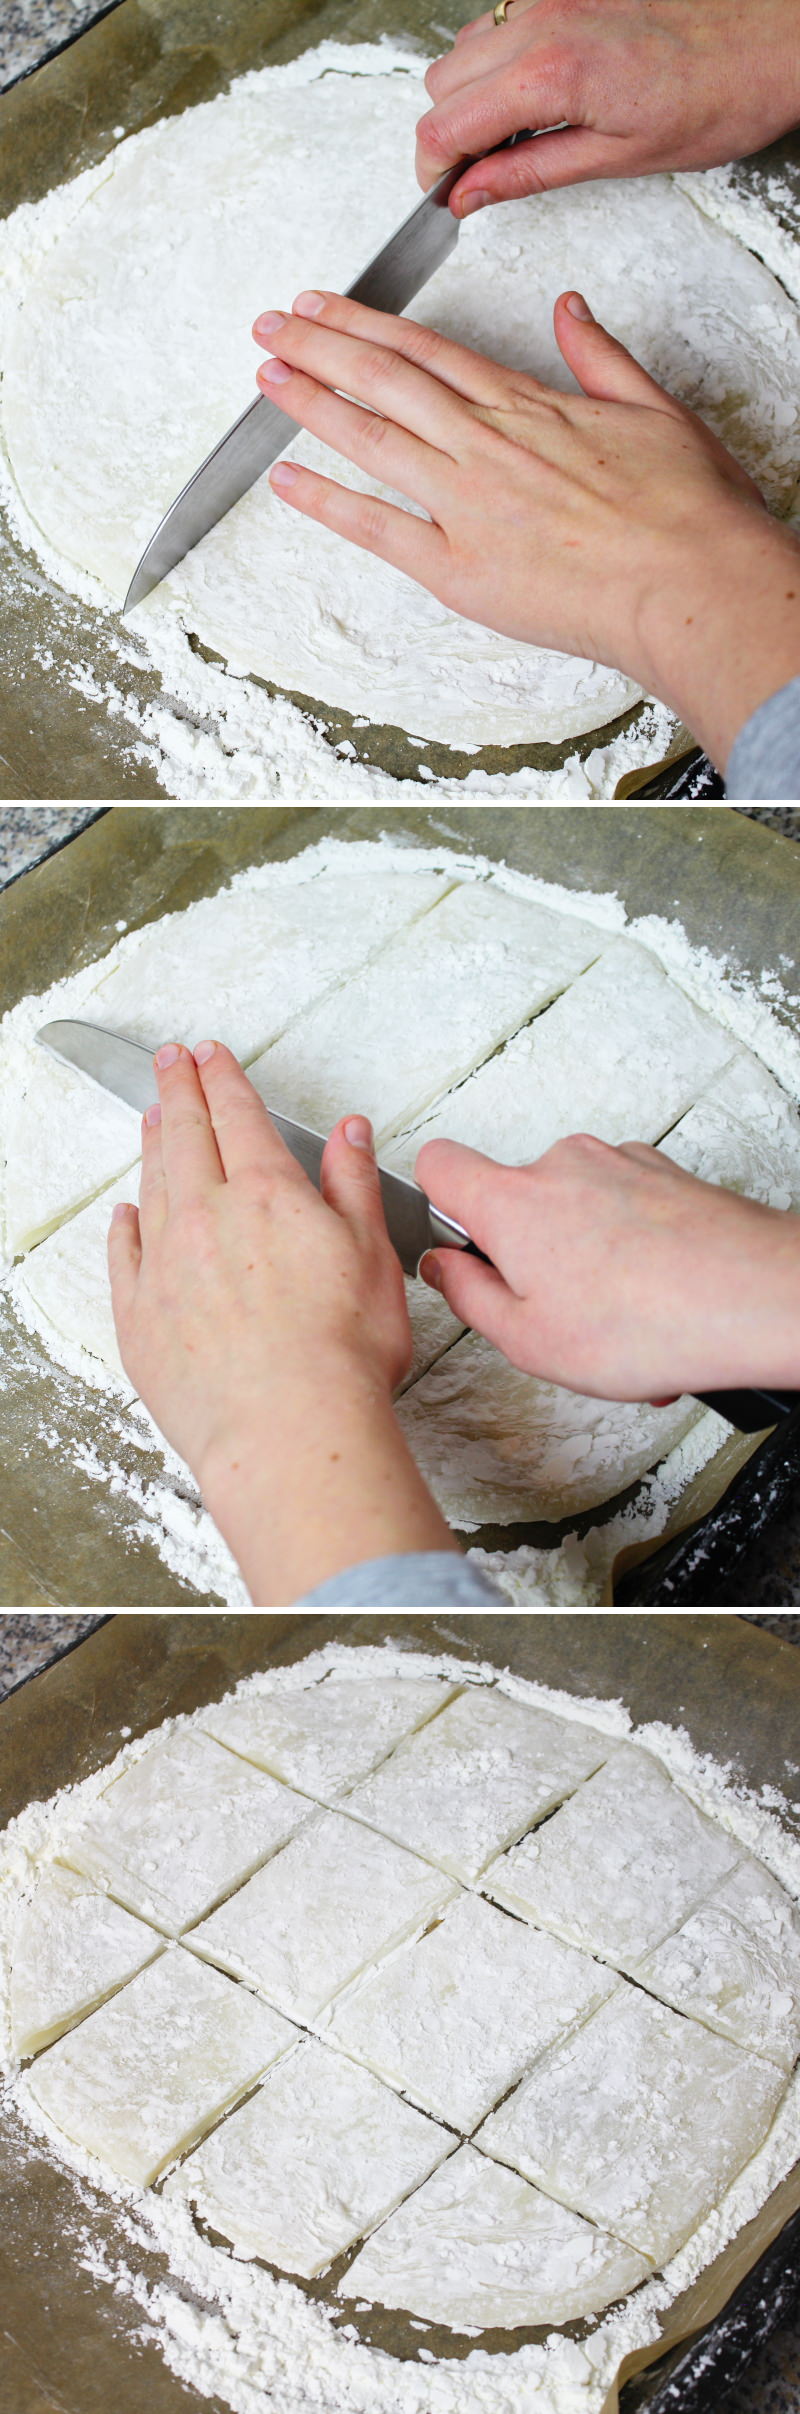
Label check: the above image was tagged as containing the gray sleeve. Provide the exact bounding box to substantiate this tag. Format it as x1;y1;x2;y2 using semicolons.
295;1551;507;1607
726;676;800;799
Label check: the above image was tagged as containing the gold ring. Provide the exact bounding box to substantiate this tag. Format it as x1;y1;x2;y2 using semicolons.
493;0;511;22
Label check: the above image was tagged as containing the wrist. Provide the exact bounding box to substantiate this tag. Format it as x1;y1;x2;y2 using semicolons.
632;504;800;769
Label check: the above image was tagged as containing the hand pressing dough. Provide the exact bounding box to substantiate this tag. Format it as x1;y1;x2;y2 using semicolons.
10;1862;162;2058
247;886;605;1148
63;1728;312;1934
188;1810;455;2022
341;2144;652;2329
26;1945;296;2186
168;2037;451;2277
482;1747;741;1967
330;1889;617;2132
201;1673;457;1802
478;1983;785;2265
4;51;800;747
395;1341;700;1527
0;860;448;1260
634;1856;800;2072
661;1049;800;1209
344;1688;611;1882
389;939;737;1172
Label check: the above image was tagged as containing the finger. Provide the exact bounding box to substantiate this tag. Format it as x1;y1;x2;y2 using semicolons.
447;126;633;213
268;457;448;588
107;1200;141;1336
139;1098;167;1237
256;292;514;415
153;1041;225;1206
193;1043;308;1187
424;15;540;104
320;1115;393;1249
420;1245;520;1345
553;291;690;413
414;1137;516;1261
416;68;574;192
255;356;448;512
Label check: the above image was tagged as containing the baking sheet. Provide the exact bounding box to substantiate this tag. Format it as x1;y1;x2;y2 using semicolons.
0;1611;798;2414
2;0;799;799
1;801;799;1609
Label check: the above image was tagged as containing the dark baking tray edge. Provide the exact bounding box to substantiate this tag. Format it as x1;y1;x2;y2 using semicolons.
617;1407;800;1606
620;2204;800;2414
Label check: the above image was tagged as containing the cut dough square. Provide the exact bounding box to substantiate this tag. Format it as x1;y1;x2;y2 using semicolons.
482;1746;742;1967
246;885;606;1149
389;938;737;1171
395;1342;700;1527
329;1889;617;2132
661;1050;800;1210
340;2143;652;2329
12;1169;143;1392
187;1810;455;2022
26;1945;296;2187
0;1036;141;1263
633;1854;800;2072
478;1983;785;2265
10;1862;163;2058
344;1688;611;1882
201;1673;457;1803
168;2037;451;2277
62;1728;311;1934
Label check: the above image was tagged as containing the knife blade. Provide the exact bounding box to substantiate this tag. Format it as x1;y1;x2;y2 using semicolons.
122;159;464;615
36;1020;482;1277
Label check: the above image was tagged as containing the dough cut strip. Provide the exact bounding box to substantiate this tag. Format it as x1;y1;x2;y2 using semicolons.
10;1862;163;2058
201;1672;458;1802
344;1688;612;1882
62;1727;312;1933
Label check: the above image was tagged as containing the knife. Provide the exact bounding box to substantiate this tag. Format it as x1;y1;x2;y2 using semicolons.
36;1020;484;1277
122;135;532;614
36;1018;800;1436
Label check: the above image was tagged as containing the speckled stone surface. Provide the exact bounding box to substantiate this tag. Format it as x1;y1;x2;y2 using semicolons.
0;805;102;883
0;0;111;91
0;1610;797;2412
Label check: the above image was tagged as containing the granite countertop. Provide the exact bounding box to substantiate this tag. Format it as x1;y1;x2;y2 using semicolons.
0;1610;798;2414
0;0;112;91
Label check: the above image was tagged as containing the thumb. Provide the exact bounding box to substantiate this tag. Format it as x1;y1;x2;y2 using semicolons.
450;126;633;214
320;1114;390;1247
554;290;685;412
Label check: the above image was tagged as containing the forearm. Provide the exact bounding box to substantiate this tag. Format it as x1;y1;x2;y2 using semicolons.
200;1354;456;1606
635;508;800;773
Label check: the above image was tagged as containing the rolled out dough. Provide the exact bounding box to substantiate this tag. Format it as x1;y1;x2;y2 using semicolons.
341;2144;652;2329
201;1672;457;1803
3;47;800;748
10;1863;162;2058
344;1688;612;1881
63;1728;312;1934
633;1857;800;2072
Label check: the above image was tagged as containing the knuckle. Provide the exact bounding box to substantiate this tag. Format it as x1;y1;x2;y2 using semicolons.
357;495;390;550
415;108;451;165
398;320;443;372
357;407;392;463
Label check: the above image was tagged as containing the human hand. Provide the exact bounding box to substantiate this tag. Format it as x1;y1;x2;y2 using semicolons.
416;0;800;212
415;1132;800;1403
108;1043;452;1603
255;287;800;768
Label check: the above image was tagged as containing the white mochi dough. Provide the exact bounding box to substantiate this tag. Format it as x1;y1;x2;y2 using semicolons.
341;2144;652;2328
168;2038;451;2277
201;1674;457;1802
247;886;605;1146
483;1747;742;1966
12;1170;140;1391
344;1689;611;1882
389;939;737;1171
5;48;800;746
329;1890;617;2132
62;1729;312;1934
0;860;448;1259
26;1945;296;2186
396;1343;700;1527
10;1863;162;2058
662;1049;800;1208
478;1984;785;2265
188;1810;455;2022
634;1856;800;2072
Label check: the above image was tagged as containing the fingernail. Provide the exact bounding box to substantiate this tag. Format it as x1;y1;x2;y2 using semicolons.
154;1042;180;1068
293;290;325;317
144;1102;162;1128
420;1251;443;1290
344;1115;374;1151
565;292;594;320
193;1040;216;1065
260;358;292;385
270;461;299;488
458;189;491;217
254;311;286;338
111;1201;132;1223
